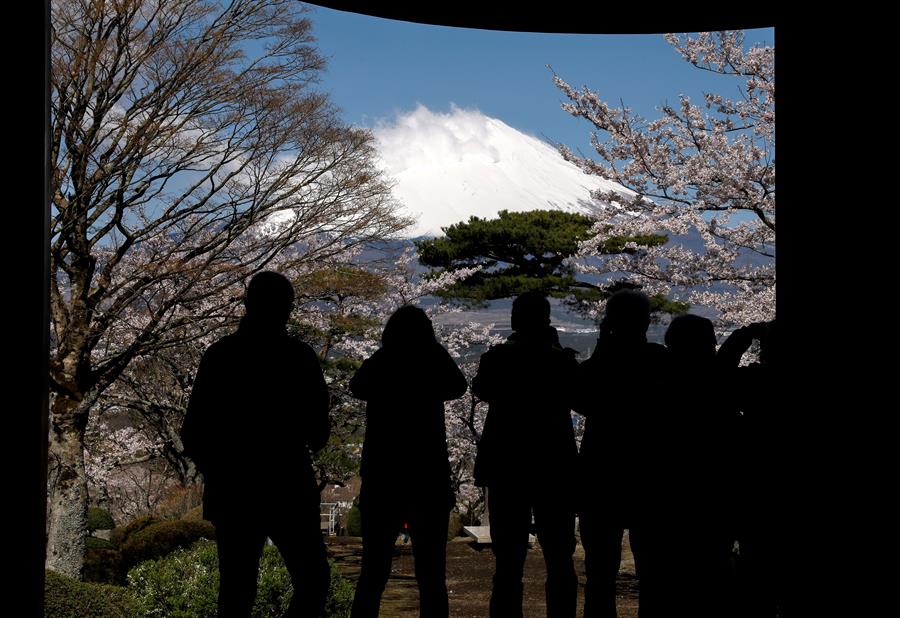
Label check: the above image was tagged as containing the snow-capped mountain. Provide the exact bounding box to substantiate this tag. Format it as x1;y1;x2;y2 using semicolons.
372;105;635;238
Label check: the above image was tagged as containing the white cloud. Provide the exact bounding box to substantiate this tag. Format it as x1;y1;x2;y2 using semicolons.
371;104;635;237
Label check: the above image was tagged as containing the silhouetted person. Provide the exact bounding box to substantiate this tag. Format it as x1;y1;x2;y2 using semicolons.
653;314;739;616
181;271;331;617
573;290;668;618
348;306;468;618
717;319;783;617
472;292;579;618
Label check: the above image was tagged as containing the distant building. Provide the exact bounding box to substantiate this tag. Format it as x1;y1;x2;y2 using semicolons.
320;476;362;535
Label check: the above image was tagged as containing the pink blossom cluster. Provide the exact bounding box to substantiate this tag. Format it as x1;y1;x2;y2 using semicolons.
554;31;775;337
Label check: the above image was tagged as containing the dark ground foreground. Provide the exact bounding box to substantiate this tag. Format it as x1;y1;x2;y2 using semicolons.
326;532;640;618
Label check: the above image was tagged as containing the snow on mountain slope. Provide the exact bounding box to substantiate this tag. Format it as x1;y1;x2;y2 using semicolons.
372;105;635;238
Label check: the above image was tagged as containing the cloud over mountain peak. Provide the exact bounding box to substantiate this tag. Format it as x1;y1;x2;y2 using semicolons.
372;105;634;238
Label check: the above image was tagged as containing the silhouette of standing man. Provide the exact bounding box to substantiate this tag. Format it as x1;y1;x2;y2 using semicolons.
182;271;331;617
574;290;668;618
472;292;579;618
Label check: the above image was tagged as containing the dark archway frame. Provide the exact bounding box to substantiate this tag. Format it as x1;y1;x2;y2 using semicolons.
33;5;788;616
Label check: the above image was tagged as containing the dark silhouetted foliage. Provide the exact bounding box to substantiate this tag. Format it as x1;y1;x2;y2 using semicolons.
344;500;363;537
414;210;685;314
87;507;116;532
119;519;216;574
109;515;160;549
43;569;137;617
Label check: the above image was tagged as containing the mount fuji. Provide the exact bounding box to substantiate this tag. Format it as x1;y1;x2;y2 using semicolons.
367;105;650;351
372;105;635;238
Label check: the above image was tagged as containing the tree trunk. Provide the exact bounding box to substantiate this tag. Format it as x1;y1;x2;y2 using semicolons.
45;394;89;579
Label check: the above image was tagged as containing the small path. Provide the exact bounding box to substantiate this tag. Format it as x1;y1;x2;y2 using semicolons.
325;533;640;617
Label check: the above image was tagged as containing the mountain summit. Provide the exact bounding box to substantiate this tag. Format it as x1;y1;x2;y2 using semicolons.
373;105;635;238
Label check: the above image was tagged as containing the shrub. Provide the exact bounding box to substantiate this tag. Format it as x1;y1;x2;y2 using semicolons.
83;548;123;584
88;507;116;532
127;539;354;617
86;535;116;550
120;519;216;573
255;549;354;618
447;511;463;541
344;501;362;537
325;560;355;617
44;569;136;617
128;540;219;617
110;514;160;548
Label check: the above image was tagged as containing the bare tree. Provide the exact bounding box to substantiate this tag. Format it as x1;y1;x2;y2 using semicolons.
49;0;409;577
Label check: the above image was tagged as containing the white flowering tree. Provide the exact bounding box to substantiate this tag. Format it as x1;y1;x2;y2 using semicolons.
48;0;409;578
84;419;180;524
554;31;775;331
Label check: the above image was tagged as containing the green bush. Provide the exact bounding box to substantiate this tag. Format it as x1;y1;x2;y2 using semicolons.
325;560;355;618
84;548;123;584
447;511;463;541
44;569;136;617
127;539;354;617
128;540;219;617
88;507;116;532
86;535;116;550
252;546;353;617
344;502;362;537
120;519;216;574
110;514;160;548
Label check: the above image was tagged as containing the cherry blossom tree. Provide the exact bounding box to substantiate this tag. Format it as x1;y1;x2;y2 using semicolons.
84;418;181;523
554;31;775;332
49;0;409;577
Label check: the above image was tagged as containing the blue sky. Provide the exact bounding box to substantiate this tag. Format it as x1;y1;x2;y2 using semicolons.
306;6;774;153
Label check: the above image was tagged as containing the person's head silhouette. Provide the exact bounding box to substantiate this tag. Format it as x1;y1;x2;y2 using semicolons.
510;291;551;336
244;271;295;326
382;305;436;350
603;289;651;341
665;314;717;364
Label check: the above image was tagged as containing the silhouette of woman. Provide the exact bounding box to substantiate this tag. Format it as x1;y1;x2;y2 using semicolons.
348;306;468;618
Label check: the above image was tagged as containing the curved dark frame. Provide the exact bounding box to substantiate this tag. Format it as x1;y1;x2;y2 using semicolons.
303;3;773;33
33;5;791;616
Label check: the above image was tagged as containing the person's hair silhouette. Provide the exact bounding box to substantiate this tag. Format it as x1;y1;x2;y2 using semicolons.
472;291;580;618
601;289;651;342
181;270;331;617
244;270;295;324
349;305;467;618
381;304;437;349
510;290;552;334
665;313;717;363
